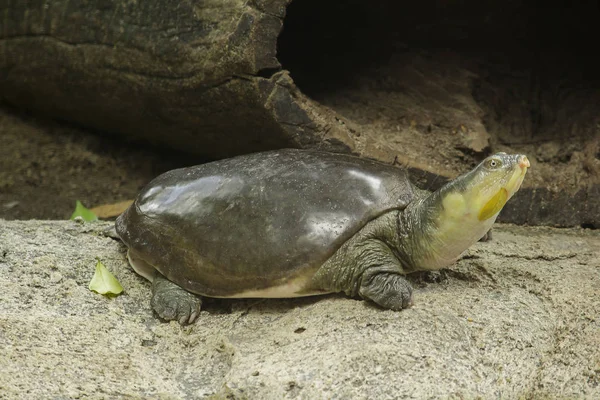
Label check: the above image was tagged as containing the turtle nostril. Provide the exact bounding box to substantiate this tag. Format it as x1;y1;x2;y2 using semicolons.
519;155;530;168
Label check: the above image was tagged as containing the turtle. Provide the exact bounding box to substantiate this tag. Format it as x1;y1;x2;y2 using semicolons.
115;149;530;324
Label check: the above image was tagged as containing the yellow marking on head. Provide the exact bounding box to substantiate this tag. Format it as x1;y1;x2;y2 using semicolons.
442;192;467;219
478;188;508;221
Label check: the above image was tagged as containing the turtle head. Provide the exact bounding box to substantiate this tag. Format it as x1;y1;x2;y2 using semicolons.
402;152;529;272
457;152;529;221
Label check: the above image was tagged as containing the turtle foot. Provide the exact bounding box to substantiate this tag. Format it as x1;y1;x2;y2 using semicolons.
151;274;202;325
359;272;413;311
479;228;493;242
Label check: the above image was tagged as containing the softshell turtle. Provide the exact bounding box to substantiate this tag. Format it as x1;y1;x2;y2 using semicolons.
116;149;529;324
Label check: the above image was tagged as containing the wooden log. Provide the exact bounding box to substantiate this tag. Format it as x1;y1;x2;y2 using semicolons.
0;0;335;156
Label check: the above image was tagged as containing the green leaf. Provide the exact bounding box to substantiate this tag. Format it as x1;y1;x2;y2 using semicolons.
89;259;124;295
70;200;98;222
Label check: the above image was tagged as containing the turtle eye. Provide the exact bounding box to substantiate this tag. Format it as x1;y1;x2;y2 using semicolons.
485;158;502;169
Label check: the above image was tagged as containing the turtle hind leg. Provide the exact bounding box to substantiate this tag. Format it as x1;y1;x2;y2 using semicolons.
151;273;202;325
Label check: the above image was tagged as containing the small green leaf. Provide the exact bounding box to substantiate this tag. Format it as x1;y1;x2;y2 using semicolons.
89;259;124;295
70;200;98;222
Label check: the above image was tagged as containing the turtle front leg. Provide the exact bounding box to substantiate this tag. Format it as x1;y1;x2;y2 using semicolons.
358;269;413;310
309;238;413;311
151;273;202;325
480;228;493;242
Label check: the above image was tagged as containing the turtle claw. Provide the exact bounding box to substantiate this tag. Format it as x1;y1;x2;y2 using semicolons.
178;314;189;326
175;306;200;325
151;274;202;325
479;228;493;242
188;310;200;324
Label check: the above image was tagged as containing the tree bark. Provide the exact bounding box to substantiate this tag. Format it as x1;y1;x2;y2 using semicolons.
0;0;336;156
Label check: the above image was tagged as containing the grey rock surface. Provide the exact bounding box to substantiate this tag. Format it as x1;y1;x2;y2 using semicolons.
0;220;598;399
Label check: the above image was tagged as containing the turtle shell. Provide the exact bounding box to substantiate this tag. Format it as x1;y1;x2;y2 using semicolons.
116;149;416;297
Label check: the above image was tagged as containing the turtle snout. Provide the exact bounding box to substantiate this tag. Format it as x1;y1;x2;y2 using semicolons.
518;155;530;169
